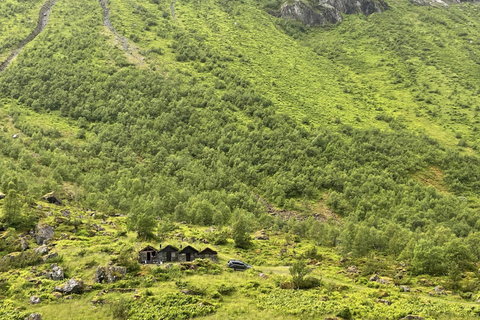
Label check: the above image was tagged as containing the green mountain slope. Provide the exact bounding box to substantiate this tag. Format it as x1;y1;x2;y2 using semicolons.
2;0;480;318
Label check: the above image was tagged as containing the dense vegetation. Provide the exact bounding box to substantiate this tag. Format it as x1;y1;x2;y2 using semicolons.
2;0;480;318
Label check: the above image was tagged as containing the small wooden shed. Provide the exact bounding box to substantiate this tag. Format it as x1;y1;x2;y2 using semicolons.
159;245;179;262
199;247;218;263
179;245;199;262
138;245;159;264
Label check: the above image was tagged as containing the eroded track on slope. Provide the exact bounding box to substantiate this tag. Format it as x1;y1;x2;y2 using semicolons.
99;0;145;66
0;0;57;73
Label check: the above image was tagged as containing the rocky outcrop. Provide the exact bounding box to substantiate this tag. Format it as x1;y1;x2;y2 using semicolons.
410;0;449;7
279;0;387;26
94;266;127;283
35;223;54;245
41;192;62;205
55;278;84;294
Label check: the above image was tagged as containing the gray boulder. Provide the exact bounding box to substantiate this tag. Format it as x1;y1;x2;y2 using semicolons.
46;264;64;281
0;192;5;200
35;223;54;245
29;296;41;304
55;278;84;294
95;266;127;283
43;252;58;262
24;314;42;320
369;274;379;282
61;209;71;218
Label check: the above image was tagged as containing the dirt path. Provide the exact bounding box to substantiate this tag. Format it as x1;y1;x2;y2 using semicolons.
171;0;177;21
98;0;145;66
0;0;57;73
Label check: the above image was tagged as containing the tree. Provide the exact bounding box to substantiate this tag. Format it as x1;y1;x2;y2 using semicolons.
2;182;22;229
289;259;311;288
412;239;446;276
232;210;251;248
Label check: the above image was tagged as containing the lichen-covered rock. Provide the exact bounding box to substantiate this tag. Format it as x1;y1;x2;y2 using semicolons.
29;296;41;304
95;266;127;283
43;252;58;262
35;245;49;254
35;223;54;245
279;0;387;26
24;313;42;320
399;285;411;292
55;278;84;294
369;274;379;282
41;191;62;205
20;238;29;251
254;230;270;240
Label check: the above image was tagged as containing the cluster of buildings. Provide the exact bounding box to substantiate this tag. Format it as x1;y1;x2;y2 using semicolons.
138;244;218;264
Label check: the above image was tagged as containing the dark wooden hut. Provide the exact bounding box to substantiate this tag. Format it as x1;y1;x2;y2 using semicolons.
179;245;199;262
159;245;179;262
138;245;159;264
199;247;218;262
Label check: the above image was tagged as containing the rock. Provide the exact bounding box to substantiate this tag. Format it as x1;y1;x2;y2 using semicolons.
13;134;19;139
259;273;269;279
46;264;64;281
0;192;5;200
254;230;270;240
347;265;358;274
24;313;42;320
29;296;41;304
61;209;71;218
375;298;391;305
51;292;62;299
378;278;390;285
20;238;29;251
279;0;387;26
35;245;49;254
399;285;411;292
400;316;425;320
41;191;62;205
95;266;127;283
35;223;54;245
369;274;379;282
181;289;194;295
410;0;449;8
55;278;84;294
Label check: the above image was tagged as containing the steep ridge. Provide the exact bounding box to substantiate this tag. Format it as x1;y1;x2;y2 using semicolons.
0;0;57;73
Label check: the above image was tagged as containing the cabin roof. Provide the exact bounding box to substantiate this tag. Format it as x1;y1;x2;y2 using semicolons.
199;247;217;255
159;244;179;252
139;245;158;252
179;245;199;254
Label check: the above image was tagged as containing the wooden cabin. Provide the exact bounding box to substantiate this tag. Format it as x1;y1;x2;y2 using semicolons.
138;245;159;264
179;245;199;262
159;245;179;262
199;247;218;262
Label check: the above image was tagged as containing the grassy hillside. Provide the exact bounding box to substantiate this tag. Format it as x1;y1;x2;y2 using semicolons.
2;0;480;318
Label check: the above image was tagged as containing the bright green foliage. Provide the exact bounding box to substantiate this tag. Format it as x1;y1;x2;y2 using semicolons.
289;259;311;288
